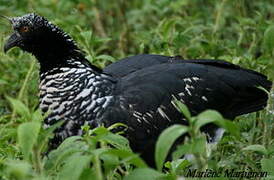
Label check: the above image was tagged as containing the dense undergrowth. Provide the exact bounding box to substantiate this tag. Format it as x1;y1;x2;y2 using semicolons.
0;0;273;179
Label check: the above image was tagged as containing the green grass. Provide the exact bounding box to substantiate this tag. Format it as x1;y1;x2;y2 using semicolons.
0;0;274;179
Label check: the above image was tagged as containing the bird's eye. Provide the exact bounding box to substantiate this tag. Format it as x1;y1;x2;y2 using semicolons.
20;26;29;33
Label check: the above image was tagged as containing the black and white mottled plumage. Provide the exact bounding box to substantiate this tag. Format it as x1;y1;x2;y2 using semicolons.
39;59;115;146
4;13;272;166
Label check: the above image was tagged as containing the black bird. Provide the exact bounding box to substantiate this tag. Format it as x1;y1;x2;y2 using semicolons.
4;13;271;166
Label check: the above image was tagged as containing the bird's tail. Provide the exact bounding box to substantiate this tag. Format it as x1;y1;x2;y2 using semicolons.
227;70;272;118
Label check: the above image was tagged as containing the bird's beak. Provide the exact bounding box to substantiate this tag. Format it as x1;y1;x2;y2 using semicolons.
4;32;22;53
1;15;21;53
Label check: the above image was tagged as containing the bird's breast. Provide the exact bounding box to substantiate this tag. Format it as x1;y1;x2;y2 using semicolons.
39;67;114;133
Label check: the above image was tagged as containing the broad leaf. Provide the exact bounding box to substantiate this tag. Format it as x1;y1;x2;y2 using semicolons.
58;154;92;180
124;168;166;180
155;124;188;171
5;160;32;179
7;96;31;120
195;110;223;131
243;145;267;155
172;137;206;160
103;149;147;168
215;119;240;138
45;136;87;172
17;122;41;161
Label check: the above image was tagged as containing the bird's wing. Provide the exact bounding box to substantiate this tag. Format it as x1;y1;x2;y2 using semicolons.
103;54;181;77
103;54;267;80
115;61;270;125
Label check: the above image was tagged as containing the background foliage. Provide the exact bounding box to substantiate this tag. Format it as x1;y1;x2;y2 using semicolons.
0;0;273;179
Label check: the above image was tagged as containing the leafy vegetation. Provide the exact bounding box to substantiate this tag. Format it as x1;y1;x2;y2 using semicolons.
0;0;273;179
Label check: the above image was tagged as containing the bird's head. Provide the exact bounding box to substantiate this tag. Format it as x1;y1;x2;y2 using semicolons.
3;13;83;70
4;13;39;53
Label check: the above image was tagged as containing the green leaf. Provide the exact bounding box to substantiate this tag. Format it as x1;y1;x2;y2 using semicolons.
101;132;130;150
80;31;92;44
215;119;240;138
90;126;109;135
155;124;188;171
172;98;191;121
45;136;87;172
195;110;223;131
268;144;274;155
17;122;41;161
261;158;274;176
37;120;64;154
96;54;116;62
124;168;166;180
5;160;32;179
243;145;267;155
165;159;190;175
172;144;191;160
79;168;95;180
100;153;119;174
58;154;92;180
89;126;130;150
191;137;207;154
196;110;240;138
104;149;147;168
6;96;31;120
170;159;190;174
172;137;207;160
263;25;274;54
31;109;44;123
158;18;177;41
107;122;128;132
